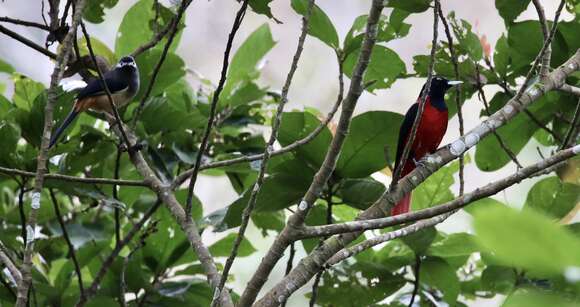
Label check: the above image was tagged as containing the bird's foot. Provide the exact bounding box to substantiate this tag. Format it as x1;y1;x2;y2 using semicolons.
413;157;429;168
119;142;145;154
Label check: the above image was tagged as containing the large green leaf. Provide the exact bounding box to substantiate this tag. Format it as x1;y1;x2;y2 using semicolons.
291;0;339;49
524;176;580;219
338;177;385;210
427;233;479;258
473;205;580;275
248;0;278;22
222;24;276;97
495;0;531;24
481;265;516;294
84;0;119;23
421;257;460;303
278;111;332;168
209;233;256;257
336;111;404;178
343;45;406;92
134;50;186;100
385;0;432;13
503;288;578;307
344;11;411;57
12;74;45;111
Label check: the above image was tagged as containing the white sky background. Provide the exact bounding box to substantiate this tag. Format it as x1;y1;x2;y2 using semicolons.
0;1;575;306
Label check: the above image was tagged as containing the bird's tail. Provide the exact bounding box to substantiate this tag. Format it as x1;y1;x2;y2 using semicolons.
49;109;79;148
391;159;415;216
391;193;411;216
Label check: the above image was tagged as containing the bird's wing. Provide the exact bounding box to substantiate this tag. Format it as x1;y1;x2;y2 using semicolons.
76;73;129;100
395;102;419;168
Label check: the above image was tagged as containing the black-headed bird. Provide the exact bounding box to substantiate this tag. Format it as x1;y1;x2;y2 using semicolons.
49;55;140;148
392;76;462;215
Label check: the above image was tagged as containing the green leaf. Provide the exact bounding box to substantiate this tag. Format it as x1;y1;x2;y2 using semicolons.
0;122;20;167
134;50;186;100
220;82;266;108
473;205;580;275
115;0;182;56
481;265;516;293
503;288;578;307
412;159;462;211
84;0;119;23
291;0;339;49
524;176;580;219
77;36;116;67
401;226;436;254
463;197;506;215
427;233;479;258
343;45;406;92
336;111;404;178
344;11;411;57
248;0;279;22
421;257;460;303
0;58;14;73
338;177;385;210
507;21;544;71
12;74;45;111
141;97;205;134
209;233;256;257
301;205;328;253
495;0;531;24
278;111;332;167
386;0;432;13
494;34;510;77
222;24;276;97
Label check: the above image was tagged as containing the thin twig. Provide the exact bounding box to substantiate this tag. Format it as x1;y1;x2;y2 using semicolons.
390;0;439;195
17;180;27;245
475;64;523;168
437;5;464;195
0;24;57;58
531;0;551;78
408;255;422;307
113;149;122;246
0;17;50;31
514;0;565;102
49;189;84;299
131;0;192;127
0;240;21;284
280;242;296;307
561;97;580;149
16;1;87;305
309;201;333;307
185;0;250;222
0;166;147;186
212;1;314;304
75;199;162;306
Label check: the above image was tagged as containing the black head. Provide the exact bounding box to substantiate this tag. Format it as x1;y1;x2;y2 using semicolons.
424;76;462;99
116;56;137;69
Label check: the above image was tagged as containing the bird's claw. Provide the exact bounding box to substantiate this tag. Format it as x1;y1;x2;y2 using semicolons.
413;157;429;168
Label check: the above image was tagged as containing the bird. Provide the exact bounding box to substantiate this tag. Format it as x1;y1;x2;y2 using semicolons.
49;55;140;148
391;76;462;216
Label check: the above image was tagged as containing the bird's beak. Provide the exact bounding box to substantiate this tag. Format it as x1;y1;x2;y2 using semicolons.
447;80;463;86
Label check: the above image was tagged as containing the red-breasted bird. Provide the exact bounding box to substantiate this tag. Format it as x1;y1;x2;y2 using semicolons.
49;56;140;148
391;76;462;216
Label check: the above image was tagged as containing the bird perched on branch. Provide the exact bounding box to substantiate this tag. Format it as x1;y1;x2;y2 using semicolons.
392;76;462;216
49;55;140;148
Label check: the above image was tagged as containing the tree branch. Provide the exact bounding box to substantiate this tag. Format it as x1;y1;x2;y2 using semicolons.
0;24;57;59
212;0;314;304
531;0;552;78
16;1;87;305
0;166;148;187
437;3;464;195
0;16;50;31
49;189;84;299
0;240;21;285
240;0;386;305
559;84;580;96
75;199;162;306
